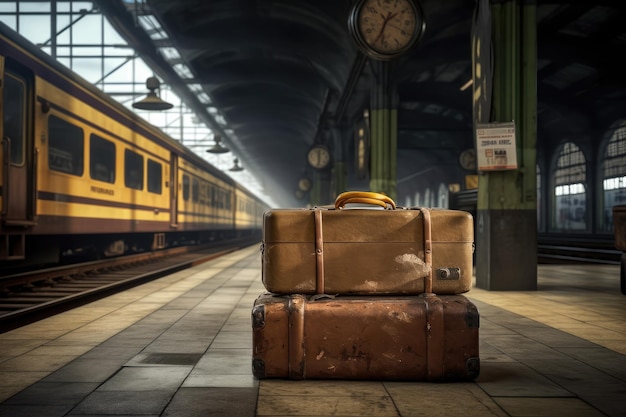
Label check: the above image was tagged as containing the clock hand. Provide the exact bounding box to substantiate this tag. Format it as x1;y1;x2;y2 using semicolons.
374;11;399;44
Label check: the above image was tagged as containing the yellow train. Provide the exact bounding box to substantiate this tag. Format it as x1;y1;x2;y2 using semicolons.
0;22;268;266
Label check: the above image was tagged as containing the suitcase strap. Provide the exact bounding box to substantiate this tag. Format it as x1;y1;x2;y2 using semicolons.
314;209;325;294
422;207;433;294
313;206;434;294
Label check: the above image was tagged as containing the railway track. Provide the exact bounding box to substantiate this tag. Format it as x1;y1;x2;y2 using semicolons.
0;237;259;333
537;234;621;265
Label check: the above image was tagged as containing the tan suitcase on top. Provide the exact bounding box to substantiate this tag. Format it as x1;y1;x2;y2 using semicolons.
261;191;474;295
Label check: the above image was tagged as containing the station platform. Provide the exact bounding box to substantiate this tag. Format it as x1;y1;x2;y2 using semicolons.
0;244;624;417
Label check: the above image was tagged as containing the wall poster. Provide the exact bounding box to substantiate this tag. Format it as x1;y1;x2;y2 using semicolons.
476;121;518;171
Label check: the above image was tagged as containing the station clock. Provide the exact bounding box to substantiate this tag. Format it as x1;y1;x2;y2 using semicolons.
307;144;331;170
348;0;425;60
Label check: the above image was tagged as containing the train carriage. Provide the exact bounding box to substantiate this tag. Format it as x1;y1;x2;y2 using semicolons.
0;22;267;266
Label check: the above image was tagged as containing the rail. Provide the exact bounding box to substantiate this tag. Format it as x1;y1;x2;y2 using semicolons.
0;237;259;333
537;234;620;265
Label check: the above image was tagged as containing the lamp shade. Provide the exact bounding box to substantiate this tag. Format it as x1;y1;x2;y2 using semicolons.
132;77;173;110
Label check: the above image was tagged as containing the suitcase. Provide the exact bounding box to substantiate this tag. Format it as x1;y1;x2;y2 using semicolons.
251;292;480;381
261;191;474;295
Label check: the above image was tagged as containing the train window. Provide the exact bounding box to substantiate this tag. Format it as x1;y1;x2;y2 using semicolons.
182;175;190;200
147;159;162;194
3;73;25;165
199;182;208;205
48;115;84;176
217;189;223;208
124;149;143;190
89;134;115;183
192;178;199;202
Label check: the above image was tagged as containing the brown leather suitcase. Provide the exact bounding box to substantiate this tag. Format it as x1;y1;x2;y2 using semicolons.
261;191;474;295
251;292;480;380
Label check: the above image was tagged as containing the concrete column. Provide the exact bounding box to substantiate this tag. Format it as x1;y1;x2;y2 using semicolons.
331;127;347;200
368;61;398;201
474;0;538;290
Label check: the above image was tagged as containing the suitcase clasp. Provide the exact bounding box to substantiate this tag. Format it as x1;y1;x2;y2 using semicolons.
436;267;460;280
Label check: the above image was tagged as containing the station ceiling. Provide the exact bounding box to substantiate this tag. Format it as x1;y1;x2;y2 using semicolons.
93;0;626;208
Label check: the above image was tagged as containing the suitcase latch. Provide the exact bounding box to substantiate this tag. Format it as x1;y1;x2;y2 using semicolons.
436;267;460;280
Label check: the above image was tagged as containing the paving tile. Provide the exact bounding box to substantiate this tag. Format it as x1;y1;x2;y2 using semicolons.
192;348;252;375
580;394;626;417
384;382;508;417
476;362;573;397
210;330;251;348
257;391;398;416
493;397;605;417
42;358;122;383
258;380;388;397
0;354;76;372
183;373;259;388
0;371;50;388
70;390;172;415
125;352;203;367
0;404;72;417
162;386;257;417
3;382;98;405
78;346;142;360
0;386;24;403
97;366;192;391
0;339;46;356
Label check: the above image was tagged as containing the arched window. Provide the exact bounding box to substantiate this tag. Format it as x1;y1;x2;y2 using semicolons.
437;182;448;208
424;188;432;207
414;191;420;207
602;125;626;232
553;142;587;231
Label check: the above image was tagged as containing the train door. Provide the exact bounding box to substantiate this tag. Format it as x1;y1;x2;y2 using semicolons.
170;153;178;227
1;58;34;228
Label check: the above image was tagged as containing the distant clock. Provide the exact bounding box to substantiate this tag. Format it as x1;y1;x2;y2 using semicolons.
307;144;331;170
459;148;477;171
348;0;425;60
298;177;312;192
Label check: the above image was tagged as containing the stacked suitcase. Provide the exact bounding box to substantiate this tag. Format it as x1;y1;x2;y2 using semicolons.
252;191;480;381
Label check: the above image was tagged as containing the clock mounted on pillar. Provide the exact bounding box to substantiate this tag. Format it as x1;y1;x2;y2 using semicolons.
348;0;426;61
307;144;331;170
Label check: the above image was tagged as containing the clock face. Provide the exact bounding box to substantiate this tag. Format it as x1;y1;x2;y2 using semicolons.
298;177;312;192
350;0;424;59
307;145;331;169
459;148;477;171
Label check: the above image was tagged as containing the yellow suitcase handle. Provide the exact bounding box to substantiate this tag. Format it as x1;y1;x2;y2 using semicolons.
334;191;396;210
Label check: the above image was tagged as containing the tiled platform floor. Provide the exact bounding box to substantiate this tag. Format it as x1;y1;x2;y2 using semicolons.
0;245;624;417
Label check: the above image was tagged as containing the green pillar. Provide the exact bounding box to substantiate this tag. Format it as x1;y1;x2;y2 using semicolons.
475;0;538;290
331;127;347;199
333;161;346;200
369;61;398;201
309;170;332;206
309;174;321;207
